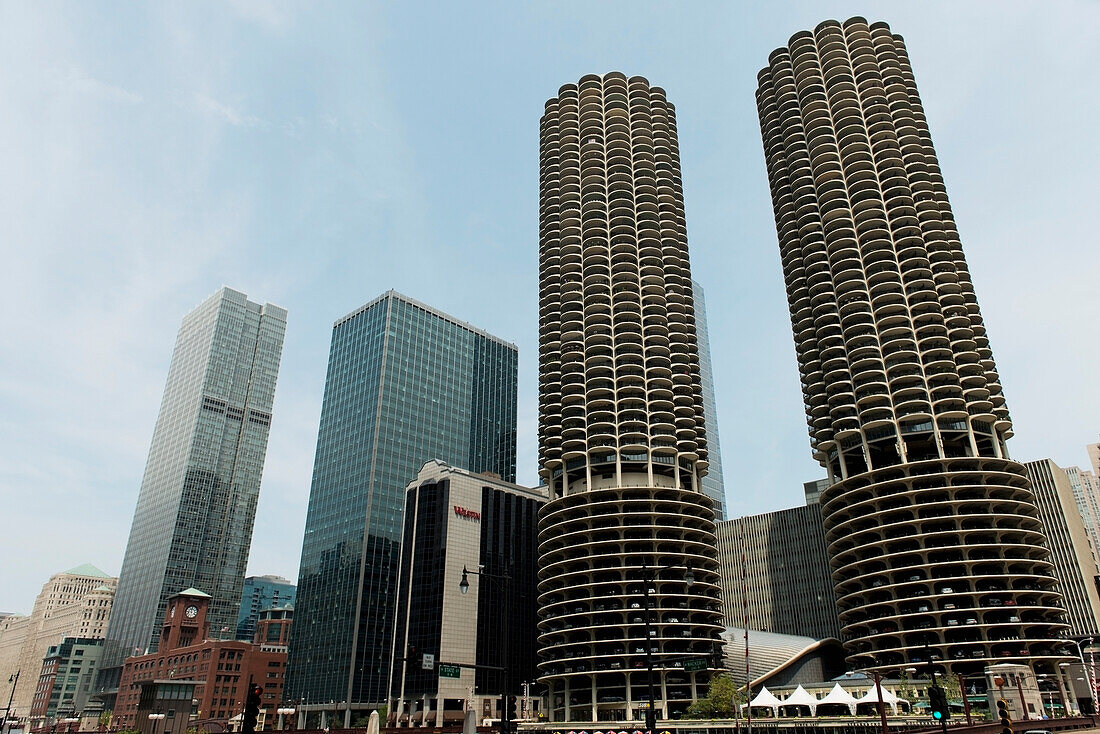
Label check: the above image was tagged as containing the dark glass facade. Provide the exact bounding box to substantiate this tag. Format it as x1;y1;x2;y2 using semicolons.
286;291;517;709
388;465;543;720
100;288;286;687
474;486;541;696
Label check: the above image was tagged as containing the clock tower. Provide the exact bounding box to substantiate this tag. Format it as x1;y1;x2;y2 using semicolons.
160;588;211;652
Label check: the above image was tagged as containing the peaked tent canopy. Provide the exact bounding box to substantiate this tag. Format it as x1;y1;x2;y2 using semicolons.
744;686;783;714
782;684;819;714
857;684;908;714
819;683;859;714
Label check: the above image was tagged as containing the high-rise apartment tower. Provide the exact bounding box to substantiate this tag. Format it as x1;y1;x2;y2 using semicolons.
536;72;724;722
100;288;286;691
285;291;517;720
756;18;1069;674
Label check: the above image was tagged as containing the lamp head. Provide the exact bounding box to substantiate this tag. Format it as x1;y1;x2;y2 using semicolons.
459;566;470;595
683;566;695;587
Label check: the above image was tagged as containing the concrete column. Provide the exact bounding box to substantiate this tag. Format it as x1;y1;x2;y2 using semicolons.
589;675;597;721
660;674;669;718
625;672;635;720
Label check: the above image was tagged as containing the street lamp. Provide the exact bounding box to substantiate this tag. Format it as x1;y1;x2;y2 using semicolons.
147;712;165;734
276;708;296;731
1063;638;1097;715
2;671;20;734
640;562;694;734
459;564;513;734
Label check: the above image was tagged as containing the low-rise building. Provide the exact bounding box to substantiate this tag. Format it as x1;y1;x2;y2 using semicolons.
113;589;290;731
29;637;104;728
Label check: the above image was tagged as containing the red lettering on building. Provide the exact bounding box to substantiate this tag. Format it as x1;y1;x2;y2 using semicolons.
454;505;481;521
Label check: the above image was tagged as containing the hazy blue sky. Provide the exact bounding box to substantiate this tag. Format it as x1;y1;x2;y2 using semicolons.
1;1;1097;612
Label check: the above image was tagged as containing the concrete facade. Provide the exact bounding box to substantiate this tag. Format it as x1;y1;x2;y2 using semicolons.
0;565;117;725
1066;465;1100;565
756;17;1069;675
1024;459;1100;636
536;71;725;722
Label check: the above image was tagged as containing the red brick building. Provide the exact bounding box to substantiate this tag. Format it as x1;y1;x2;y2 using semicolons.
113;589;292;730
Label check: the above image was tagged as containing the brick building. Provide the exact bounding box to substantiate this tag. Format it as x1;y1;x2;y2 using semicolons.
113;589;291;730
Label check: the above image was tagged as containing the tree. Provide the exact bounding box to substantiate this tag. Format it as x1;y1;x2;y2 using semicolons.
98;710;113;732
941;674;962;703
685;674;744;719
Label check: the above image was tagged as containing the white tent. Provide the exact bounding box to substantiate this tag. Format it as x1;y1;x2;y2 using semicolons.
781;685;819;716
743;686;783;716
857;684;908;714
818;683;860;715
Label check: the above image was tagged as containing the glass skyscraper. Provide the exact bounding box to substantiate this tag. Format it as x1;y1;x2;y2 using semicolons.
692;280;726;521
285;291;517;715
100;288;286;689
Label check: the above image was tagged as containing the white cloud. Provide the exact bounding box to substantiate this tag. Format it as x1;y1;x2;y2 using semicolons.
189;90;263;128
52;65;144;105
227;0;292;31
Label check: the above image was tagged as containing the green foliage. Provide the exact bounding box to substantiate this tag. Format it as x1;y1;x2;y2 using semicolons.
98;711;113;729
684;674;743;719
941;674;962;702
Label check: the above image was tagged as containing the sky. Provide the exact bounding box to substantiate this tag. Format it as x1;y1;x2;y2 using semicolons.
1;0;1097;614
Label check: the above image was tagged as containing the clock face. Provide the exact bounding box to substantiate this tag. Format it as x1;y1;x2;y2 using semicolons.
185;605;198;619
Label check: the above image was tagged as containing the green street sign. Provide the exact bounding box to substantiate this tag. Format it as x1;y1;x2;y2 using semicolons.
684;658;708;672
439;664;462;679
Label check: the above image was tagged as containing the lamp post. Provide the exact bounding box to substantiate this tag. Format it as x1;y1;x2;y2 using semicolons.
640;562;694;734
276;708;295;731
147;712;165;734
851;664;888;734
459;564;513;734
1064;638;1097;716
2;671;19;734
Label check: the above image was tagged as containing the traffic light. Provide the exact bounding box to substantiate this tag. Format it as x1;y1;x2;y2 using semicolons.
997;698;1012;734
928;685;950;721
406;644;420;670
243;683;263;733
508;695;519;722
